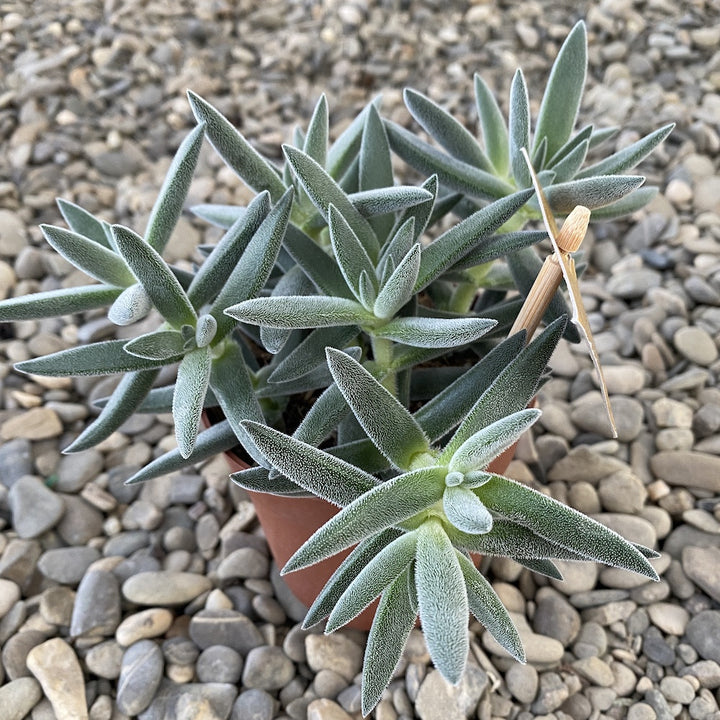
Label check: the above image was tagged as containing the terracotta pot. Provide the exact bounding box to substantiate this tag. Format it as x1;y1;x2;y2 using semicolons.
221;434;520;631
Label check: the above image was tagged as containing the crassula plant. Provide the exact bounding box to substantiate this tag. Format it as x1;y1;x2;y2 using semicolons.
0;21;669;716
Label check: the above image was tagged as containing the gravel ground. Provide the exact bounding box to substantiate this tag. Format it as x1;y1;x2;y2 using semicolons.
1;1;720;719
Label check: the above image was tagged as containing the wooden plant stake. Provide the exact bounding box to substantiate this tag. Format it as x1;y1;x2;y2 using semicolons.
511;147;618;438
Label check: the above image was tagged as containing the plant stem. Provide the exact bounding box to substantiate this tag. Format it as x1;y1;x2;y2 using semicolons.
371;335;396;395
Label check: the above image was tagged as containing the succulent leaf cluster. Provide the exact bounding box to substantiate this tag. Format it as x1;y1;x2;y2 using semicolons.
0;20;669;715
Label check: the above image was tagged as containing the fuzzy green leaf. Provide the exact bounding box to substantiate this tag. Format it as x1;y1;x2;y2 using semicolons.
326;98;378;179
405;88;492;172
303;94;328;167
211;187;294;339
444;408;541;470
533;20;587;160
473;74;509;176
589;187;658;220
241;421;377;508
373;243;420;319
283;466;446;573
173;346;211;458
326;348;430;468
449;230;546;272
40;224;135;288
545;175;645;213
283;144;380;259
292;383;351;449
56;198;112;247
548;139;588;184
188;90;286;201
108;284;153;326
16;339;181;377
190;203;244;229
413;331;526;442
578;123;674;178
188;192;271;309
515;558;563;579
362;566;418;716
374;316;496;349
123;330;186;360
226;295;371;330
391;175;437;246
112;225;196;328
416;189;533;291
456;552;525;662
283;225;354;299
327;531;417;632
415;520;468;685
478;474;659;580
126;419;238;484
0;285;122;322
195;314;217;348
385;121;515;201
443;485;493;534
304;530;401;628
508;70;531;188
268;325;358;384
546;125;593;168
145;123;205;252
360;105;394;242
381;217;416;269
329;204;377;302
64;369;159;453
231;465;305;495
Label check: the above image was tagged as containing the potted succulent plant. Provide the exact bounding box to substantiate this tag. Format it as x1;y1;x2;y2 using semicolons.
0;21;670;716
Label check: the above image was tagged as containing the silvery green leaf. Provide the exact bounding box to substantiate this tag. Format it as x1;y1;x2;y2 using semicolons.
187;90;286;201
415;189;533;291
231;465;305;495
508;69;531;188
404;88;493;171
360;105;394;237
190;203;245;228
209;341;267;467
358;270;376;310
374;244;421;320
546;125;593;168
443;485;493;534
304;529;401;628
327;531;417;632
95;383;208;413
40;224;135;288
303;94;328;167
240;420;377;508
385;121;515;201
326;97;380;179
0;285;121;322
448;230;546;272
327;437;388;475
362;566;417;716
532;136;547;169
444;408;541;470
326;348;430;469
349;186;434;217
544;175;645;213
15;339;181;377
284;225;354;299
589;187;658;220
188;191;270;308
329;204;377;302
589;125;619;149
268;325;358;384
443;317;565;457
283;466;445;573
578;123;674;178
292;382;352;448
478;474;659;579
145;123;205;252
283;144;380;259
64;370;159;453
108;284;153;326
380;217;415;269
516;558;563;579
195;314;217;348
173;346;212;458
389;175;436;246
112;225;196;328
456;552;525;662
125;419;238;484
473;73;509;176
124;330;186;360
56;198;112;247
374;316;496;349
226;296;371;330
548;139;588;183
508;247;580;343
415;520;468;685
533;20;587;160
211;187;294;339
